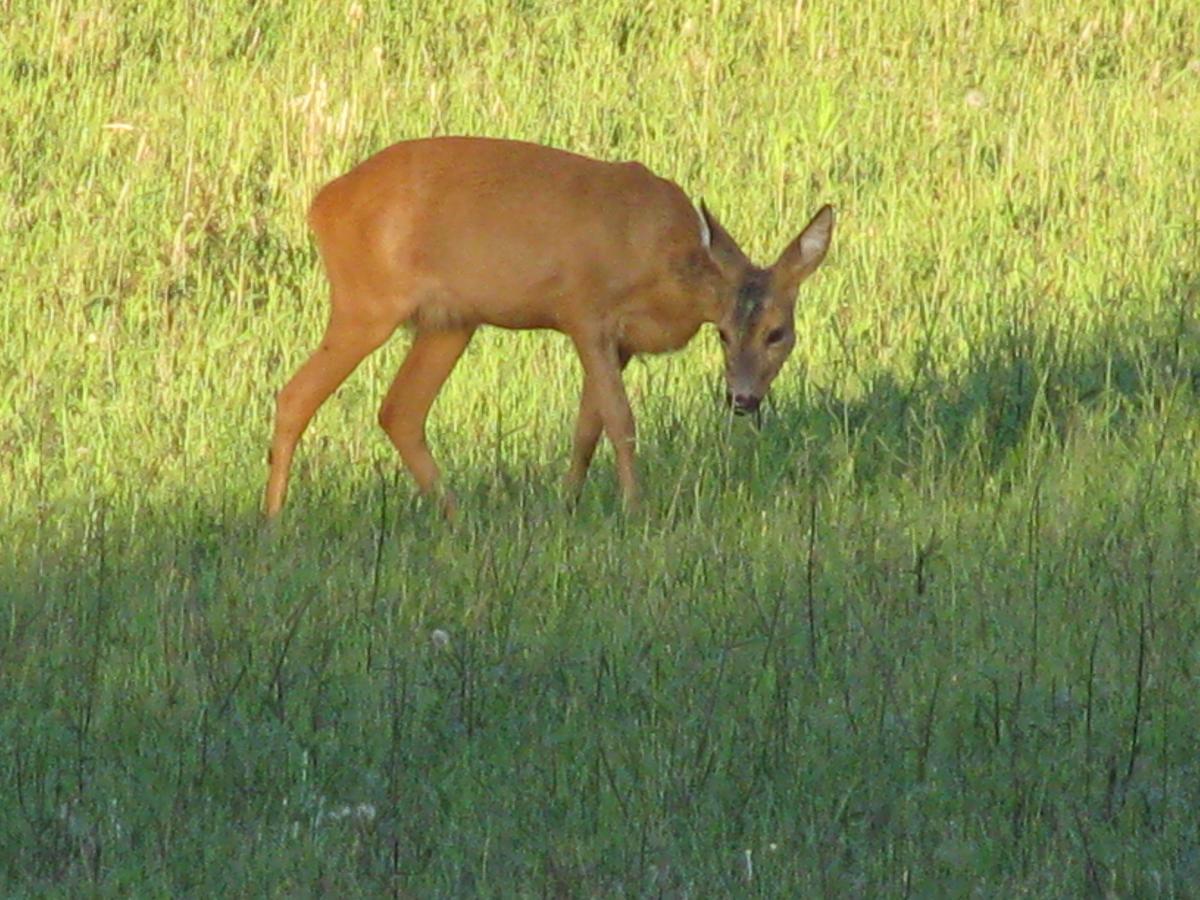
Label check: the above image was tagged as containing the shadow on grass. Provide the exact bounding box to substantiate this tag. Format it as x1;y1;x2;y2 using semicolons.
667;267;1200;499
2;272;1199;894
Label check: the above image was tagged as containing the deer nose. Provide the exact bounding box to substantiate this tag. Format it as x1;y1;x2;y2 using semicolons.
726;391;760;415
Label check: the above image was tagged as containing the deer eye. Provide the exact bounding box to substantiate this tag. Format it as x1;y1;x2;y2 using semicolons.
765;327;787;346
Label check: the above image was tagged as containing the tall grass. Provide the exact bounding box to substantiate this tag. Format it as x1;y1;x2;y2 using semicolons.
3;0;1200;893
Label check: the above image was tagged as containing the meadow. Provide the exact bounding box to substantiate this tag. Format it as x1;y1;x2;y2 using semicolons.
3;0;1200;894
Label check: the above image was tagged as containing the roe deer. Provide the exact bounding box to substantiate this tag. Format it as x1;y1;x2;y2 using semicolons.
264;136;833;517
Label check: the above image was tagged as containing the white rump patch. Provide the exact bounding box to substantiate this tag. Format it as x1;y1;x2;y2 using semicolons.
695;202;711;248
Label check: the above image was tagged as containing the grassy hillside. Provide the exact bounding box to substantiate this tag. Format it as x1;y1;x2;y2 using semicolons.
3;0;1200;893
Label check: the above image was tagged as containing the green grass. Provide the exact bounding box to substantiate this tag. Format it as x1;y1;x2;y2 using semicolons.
4;0;1200;894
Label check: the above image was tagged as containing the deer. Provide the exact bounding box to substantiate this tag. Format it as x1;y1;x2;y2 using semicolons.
264;136;833;518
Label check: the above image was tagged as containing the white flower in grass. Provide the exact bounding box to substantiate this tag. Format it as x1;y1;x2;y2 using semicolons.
964;89;987;109
431;628;450;650
328;802;376;823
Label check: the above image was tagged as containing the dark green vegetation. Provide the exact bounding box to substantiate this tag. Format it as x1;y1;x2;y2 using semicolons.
3;1;1200;894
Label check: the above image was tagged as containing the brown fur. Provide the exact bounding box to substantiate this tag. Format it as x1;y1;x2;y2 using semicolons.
264;137;833;517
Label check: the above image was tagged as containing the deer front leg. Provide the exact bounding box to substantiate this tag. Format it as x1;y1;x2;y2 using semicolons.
571;336;639;509
565;346;631;502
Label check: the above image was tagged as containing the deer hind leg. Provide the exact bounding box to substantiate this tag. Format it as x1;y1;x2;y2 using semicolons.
565;346;631;501
264;308;398;517
571;335;639;509
377;325;476;516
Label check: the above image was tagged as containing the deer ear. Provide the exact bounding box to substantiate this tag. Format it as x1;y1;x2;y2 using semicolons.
775;204;834;290
699;201;752;280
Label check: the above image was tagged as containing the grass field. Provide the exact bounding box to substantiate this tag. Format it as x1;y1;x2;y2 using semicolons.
3;0;1200;894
